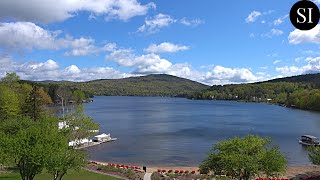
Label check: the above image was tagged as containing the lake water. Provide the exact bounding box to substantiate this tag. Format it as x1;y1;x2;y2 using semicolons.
84;96;320;166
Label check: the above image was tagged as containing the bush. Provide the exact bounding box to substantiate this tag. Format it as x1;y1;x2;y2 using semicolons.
200;135;287;179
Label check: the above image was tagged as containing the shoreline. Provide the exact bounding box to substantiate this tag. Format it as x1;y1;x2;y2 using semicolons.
90;160;199;173
90;160;320;176
90;95;320;113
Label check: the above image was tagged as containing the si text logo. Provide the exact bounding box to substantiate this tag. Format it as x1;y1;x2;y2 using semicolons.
290;0;320;30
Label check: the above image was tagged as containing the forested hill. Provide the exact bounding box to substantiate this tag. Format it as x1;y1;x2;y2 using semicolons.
265;73;320;85
34;74;209;97
190;73;320;111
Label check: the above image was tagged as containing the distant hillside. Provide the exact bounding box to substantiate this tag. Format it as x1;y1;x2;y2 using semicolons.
265;73;320;85
190;73;320;111
36;74;209;97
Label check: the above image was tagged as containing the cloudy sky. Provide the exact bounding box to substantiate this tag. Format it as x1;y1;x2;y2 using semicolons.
0;0;320;85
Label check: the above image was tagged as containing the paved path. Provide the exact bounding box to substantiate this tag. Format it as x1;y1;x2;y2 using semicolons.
143;172;152;180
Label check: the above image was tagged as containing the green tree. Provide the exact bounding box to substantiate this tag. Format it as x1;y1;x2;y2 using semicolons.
73;90;85;104
0;76;94;180
64;105;99;147
308;146;320;165
1;72;20;83
200;135;287;180
0;116;66;180
260;147;288;177
0;85;20;119
46;148;86;180
23;86;52;121
17;83;33;112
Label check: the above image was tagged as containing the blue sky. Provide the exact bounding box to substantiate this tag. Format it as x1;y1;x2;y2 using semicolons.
0;0;320;85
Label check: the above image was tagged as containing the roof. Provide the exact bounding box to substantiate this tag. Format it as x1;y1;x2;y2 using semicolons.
94;133;110;138
301;135;318;139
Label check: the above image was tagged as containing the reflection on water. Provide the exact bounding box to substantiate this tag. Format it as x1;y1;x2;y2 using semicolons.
84;96;320;166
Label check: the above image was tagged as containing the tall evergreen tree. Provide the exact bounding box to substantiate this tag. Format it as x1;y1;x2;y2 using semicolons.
23;85;52;121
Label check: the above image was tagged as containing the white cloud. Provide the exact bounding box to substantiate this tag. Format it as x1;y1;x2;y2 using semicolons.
0;0;156;23
14;60;60;80
295;57;304;62
200;64;215;70
262;29;283;38
273;60;282;64
203;65;261;85
305;57;320;73
271;29;283;36
60;40;116;56
137;14;204;34
65;65;81;74
288;25;320;44
245;11;262;23
0;56;268;85
180;18;204;27
106;48;265;84
257;72;267;76
107;49;205;82
276;56;320;76
64;38;98;56
0;52;268;85
64;39;116;56
0;56;128;81
0;22;61;50
107;49;172;73
0;22;116;56
275;66;303;76
260;66;268;70
15;60;61;79
137;13;176;34
134;54;172;74
144;42;189;53
273;15;288;26
273;19;283;26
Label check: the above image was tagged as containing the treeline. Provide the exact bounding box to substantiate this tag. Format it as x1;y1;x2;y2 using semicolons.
0;73;99;180
0;73;52;120
33;74;209;97
20;80;91;105
189;82;320;111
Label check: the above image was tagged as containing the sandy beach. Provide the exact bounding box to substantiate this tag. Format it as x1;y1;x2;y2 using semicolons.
144;165;320;176
90;161;199;173
285;165;320;177
90;161;320;177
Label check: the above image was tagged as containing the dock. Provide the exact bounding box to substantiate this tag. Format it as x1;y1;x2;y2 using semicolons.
75;138;117;149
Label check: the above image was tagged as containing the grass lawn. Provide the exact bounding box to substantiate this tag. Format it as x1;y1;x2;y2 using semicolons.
0;169;122;180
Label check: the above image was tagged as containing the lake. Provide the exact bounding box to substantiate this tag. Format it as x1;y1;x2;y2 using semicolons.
84;96;320;166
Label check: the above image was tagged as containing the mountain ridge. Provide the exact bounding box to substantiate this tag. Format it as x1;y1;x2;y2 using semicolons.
263;73;320;84
24;73;320;98
33;74;209;97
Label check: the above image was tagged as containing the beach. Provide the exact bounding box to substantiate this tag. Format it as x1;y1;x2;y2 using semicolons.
91;161;320;177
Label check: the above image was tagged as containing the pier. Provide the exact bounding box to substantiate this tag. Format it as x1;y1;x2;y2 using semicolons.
75;138;117;149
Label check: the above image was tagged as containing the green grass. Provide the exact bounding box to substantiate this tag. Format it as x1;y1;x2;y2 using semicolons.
0;169;122;180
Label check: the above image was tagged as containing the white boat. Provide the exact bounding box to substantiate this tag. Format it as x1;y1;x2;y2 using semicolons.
299;135;320;146
93;133;117;142
68;138;92;146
